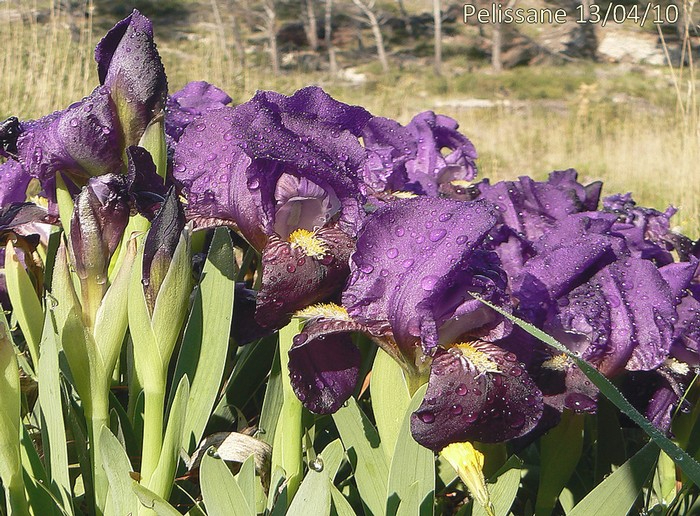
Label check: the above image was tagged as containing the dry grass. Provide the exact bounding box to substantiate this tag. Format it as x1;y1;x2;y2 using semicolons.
1;1;698;236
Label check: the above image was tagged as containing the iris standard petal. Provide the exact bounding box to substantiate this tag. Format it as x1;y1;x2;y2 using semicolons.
404;112;477;197
172;107;265;249
344;197;505;359
166;81;232;143
410;342;543;451
229;87;369;237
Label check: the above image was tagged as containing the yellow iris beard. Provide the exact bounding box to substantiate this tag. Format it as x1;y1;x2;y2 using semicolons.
288;228;328;259
295;302;351;322
453;342;501;374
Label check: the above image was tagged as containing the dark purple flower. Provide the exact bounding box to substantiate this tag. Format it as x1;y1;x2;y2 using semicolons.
544;256;677;377
6;87;123;198
165;81;232;144
174;87;375;328
474;170;602;242
142;188;185;313
621;366;691;433
288;197;544;449
95;9;167;146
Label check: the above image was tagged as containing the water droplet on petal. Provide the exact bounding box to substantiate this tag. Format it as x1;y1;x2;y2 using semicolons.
421;275;439;291
429;228;447;242
418;411;435;424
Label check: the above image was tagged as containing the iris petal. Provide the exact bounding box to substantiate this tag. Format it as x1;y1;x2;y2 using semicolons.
410;342;543;451
256;225;354;329
344;197;506;358
288;317;363;414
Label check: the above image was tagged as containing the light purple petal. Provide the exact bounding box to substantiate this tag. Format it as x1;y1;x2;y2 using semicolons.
404;112;477;197
0;160;31;208
166;81;232;143
344;197;507;360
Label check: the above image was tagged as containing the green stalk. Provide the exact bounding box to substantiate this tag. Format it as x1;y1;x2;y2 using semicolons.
140;382;165;489
272;319;304;501
85;384;111;515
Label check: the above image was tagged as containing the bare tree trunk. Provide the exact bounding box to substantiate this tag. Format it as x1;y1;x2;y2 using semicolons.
491;0;516;71
263;0;280;74
351;0;389;73
433;0;441;75
396;0;413;38
325;0;337;74
305;0;319;50
492;22;502;72
231;10;246;69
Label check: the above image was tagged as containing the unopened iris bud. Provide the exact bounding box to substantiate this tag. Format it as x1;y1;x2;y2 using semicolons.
141;187;186;314
69;173;129;281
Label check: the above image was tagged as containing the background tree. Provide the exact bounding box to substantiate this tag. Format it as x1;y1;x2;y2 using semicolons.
351;0;389;73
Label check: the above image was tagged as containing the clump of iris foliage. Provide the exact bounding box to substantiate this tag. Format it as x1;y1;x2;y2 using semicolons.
1;9;700;516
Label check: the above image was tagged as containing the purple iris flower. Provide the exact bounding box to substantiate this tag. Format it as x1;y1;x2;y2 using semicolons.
174;87;374;328
403;112;478;197
357;111;479;199
475;169;602;242
287;197;544;450
95;9;168;147
603;193;693;264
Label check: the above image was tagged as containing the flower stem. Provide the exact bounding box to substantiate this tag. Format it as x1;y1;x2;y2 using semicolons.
140;385;165;489
85;387;110;515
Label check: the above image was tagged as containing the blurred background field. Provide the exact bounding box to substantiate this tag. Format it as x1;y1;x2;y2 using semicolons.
1;0;698;236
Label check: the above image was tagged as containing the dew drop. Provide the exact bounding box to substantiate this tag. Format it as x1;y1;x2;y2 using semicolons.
421;275;439;291
310;456;324;472
429;228;447;242
456;383;467;396
418;411;435;424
